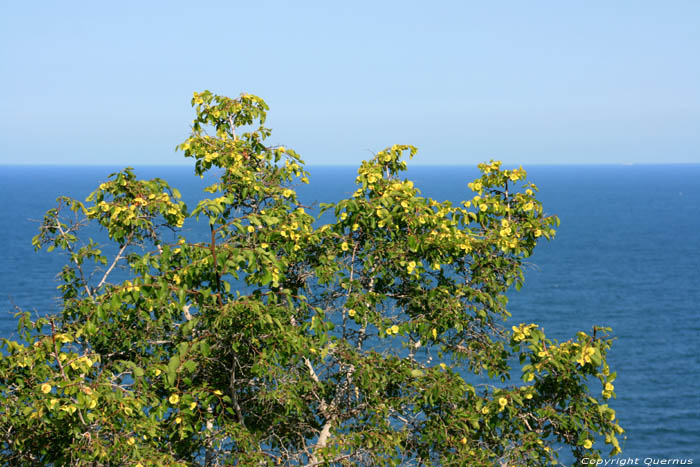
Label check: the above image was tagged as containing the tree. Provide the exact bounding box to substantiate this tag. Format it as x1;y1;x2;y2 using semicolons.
0;91;623;466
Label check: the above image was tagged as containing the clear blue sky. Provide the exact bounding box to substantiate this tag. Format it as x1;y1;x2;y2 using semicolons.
1;1;698;166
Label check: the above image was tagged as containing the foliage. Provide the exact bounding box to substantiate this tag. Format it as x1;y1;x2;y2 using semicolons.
0;91;623;466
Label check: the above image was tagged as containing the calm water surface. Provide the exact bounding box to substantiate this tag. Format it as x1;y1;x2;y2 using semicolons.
1;164;698;462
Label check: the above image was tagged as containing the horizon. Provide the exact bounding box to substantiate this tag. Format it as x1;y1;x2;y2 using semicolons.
3;161;700;168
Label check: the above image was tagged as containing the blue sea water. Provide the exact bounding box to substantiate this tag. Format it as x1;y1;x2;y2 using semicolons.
1;164;699;462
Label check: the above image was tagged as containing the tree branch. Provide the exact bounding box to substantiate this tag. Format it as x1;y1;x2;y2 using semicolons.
96;242;129;290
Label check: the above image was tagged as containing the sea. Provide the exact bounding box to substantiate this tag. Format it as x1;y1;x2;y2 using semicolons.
1;164;698;463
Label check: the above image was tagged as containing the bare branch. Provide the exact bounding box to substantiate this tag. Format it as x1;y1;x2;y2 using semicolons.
96;242;129;290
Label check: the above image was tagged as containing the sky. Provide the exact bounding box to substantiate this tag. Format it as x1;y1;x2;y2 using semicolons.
1;1;699;166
